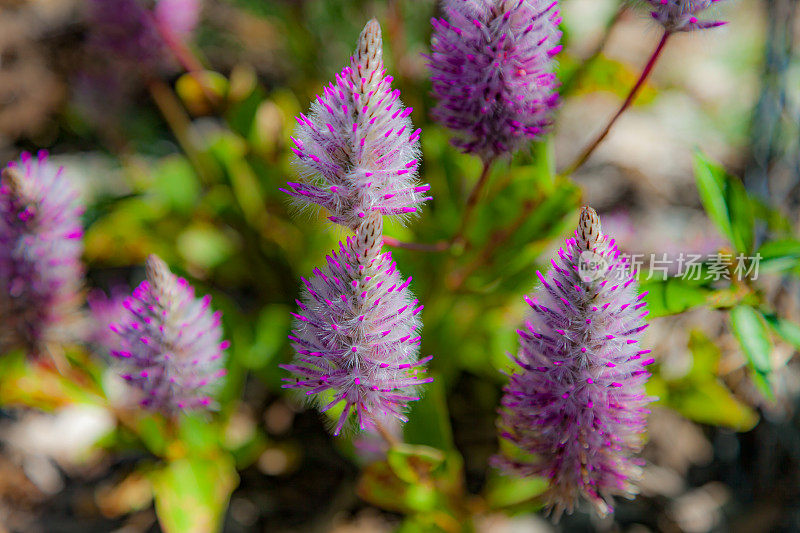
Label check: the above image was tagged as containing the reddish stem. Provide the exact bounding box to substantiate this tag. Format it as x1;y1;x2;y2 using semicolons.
560;30;671;176
451;157;495;246
383;236;449;252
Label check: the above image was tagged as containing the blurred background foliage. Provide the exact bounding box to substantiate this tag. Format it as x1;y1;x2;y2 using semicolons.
1;0;800;532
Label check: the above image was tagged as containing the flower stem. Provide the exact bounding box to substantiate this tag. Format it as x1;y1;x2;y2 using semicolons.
147;79;213;183
383;236;449;252
560;30;671;177
451;157;495;246
448;195;547;291
382;158;496;253
149;12;221;110
373;419;400;448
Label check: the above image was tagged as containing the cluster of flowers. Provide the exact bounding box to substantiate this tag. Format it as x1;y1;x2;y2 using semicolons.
424;0;725;517
0;0;730;520
280;20;434;436
1;152;228;416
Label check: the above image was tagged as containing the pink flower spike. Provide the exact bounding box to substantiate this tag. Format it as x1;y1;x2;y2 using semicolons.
493;206;653;519
283;19;429;230
109;255;228;414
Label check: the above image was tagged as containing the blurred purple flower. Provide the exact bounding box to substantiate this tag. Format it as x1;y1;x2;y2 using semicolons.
281;19;431;230
154;0;202;39
87;0;165;71
493;206;654;518
87;286;130;353
645;0;727;33
110;255;227;414
428;0;562;161
0;151;84;354
281;213;432;435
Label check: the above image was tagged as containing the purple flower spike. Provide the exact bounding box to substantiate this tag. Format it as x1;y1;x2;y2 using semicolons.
645;0;727;33
428;0;562;161
492;206;654;519
0;152;84;354
111;255;228;414
282;19;430;230
281;213;432;435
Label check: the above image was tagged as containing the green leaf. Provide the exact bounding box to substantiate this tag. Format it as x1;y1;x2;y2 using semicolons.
137;415;170;457
484;472;548;510
177;224;237;270
757;239;800;273
358;448;465;516
685;329;719;379
655;330;759;431
761;312;800;351
529;138;556;193
151;455;238;533
668;379;759;431
727;178;755;255
387;444;446;485
730;305;774;398
750;196;793;233
694;151;734;246
153;156;200;214
693;151;754;253
640;277;712;317
178;414;220;455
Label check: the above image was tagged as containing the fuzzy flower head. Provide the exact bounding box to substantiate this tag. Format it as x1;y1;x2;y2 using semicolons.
0;152;84;354
645;0;727;33
493;206;654;519
281;213;432;435
428;0;562;161
282;19;431;230
110;255;228;414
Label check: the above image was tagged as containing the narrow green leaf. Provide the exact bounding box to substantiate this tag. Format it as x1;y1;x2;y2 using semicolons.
667;379;759;431
151;455;238;533
730;305;774;398
693;151;734;246
693;151;756;253
727;178;755;254
762;312;800;351
484;472;548;510
757;239;800;273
